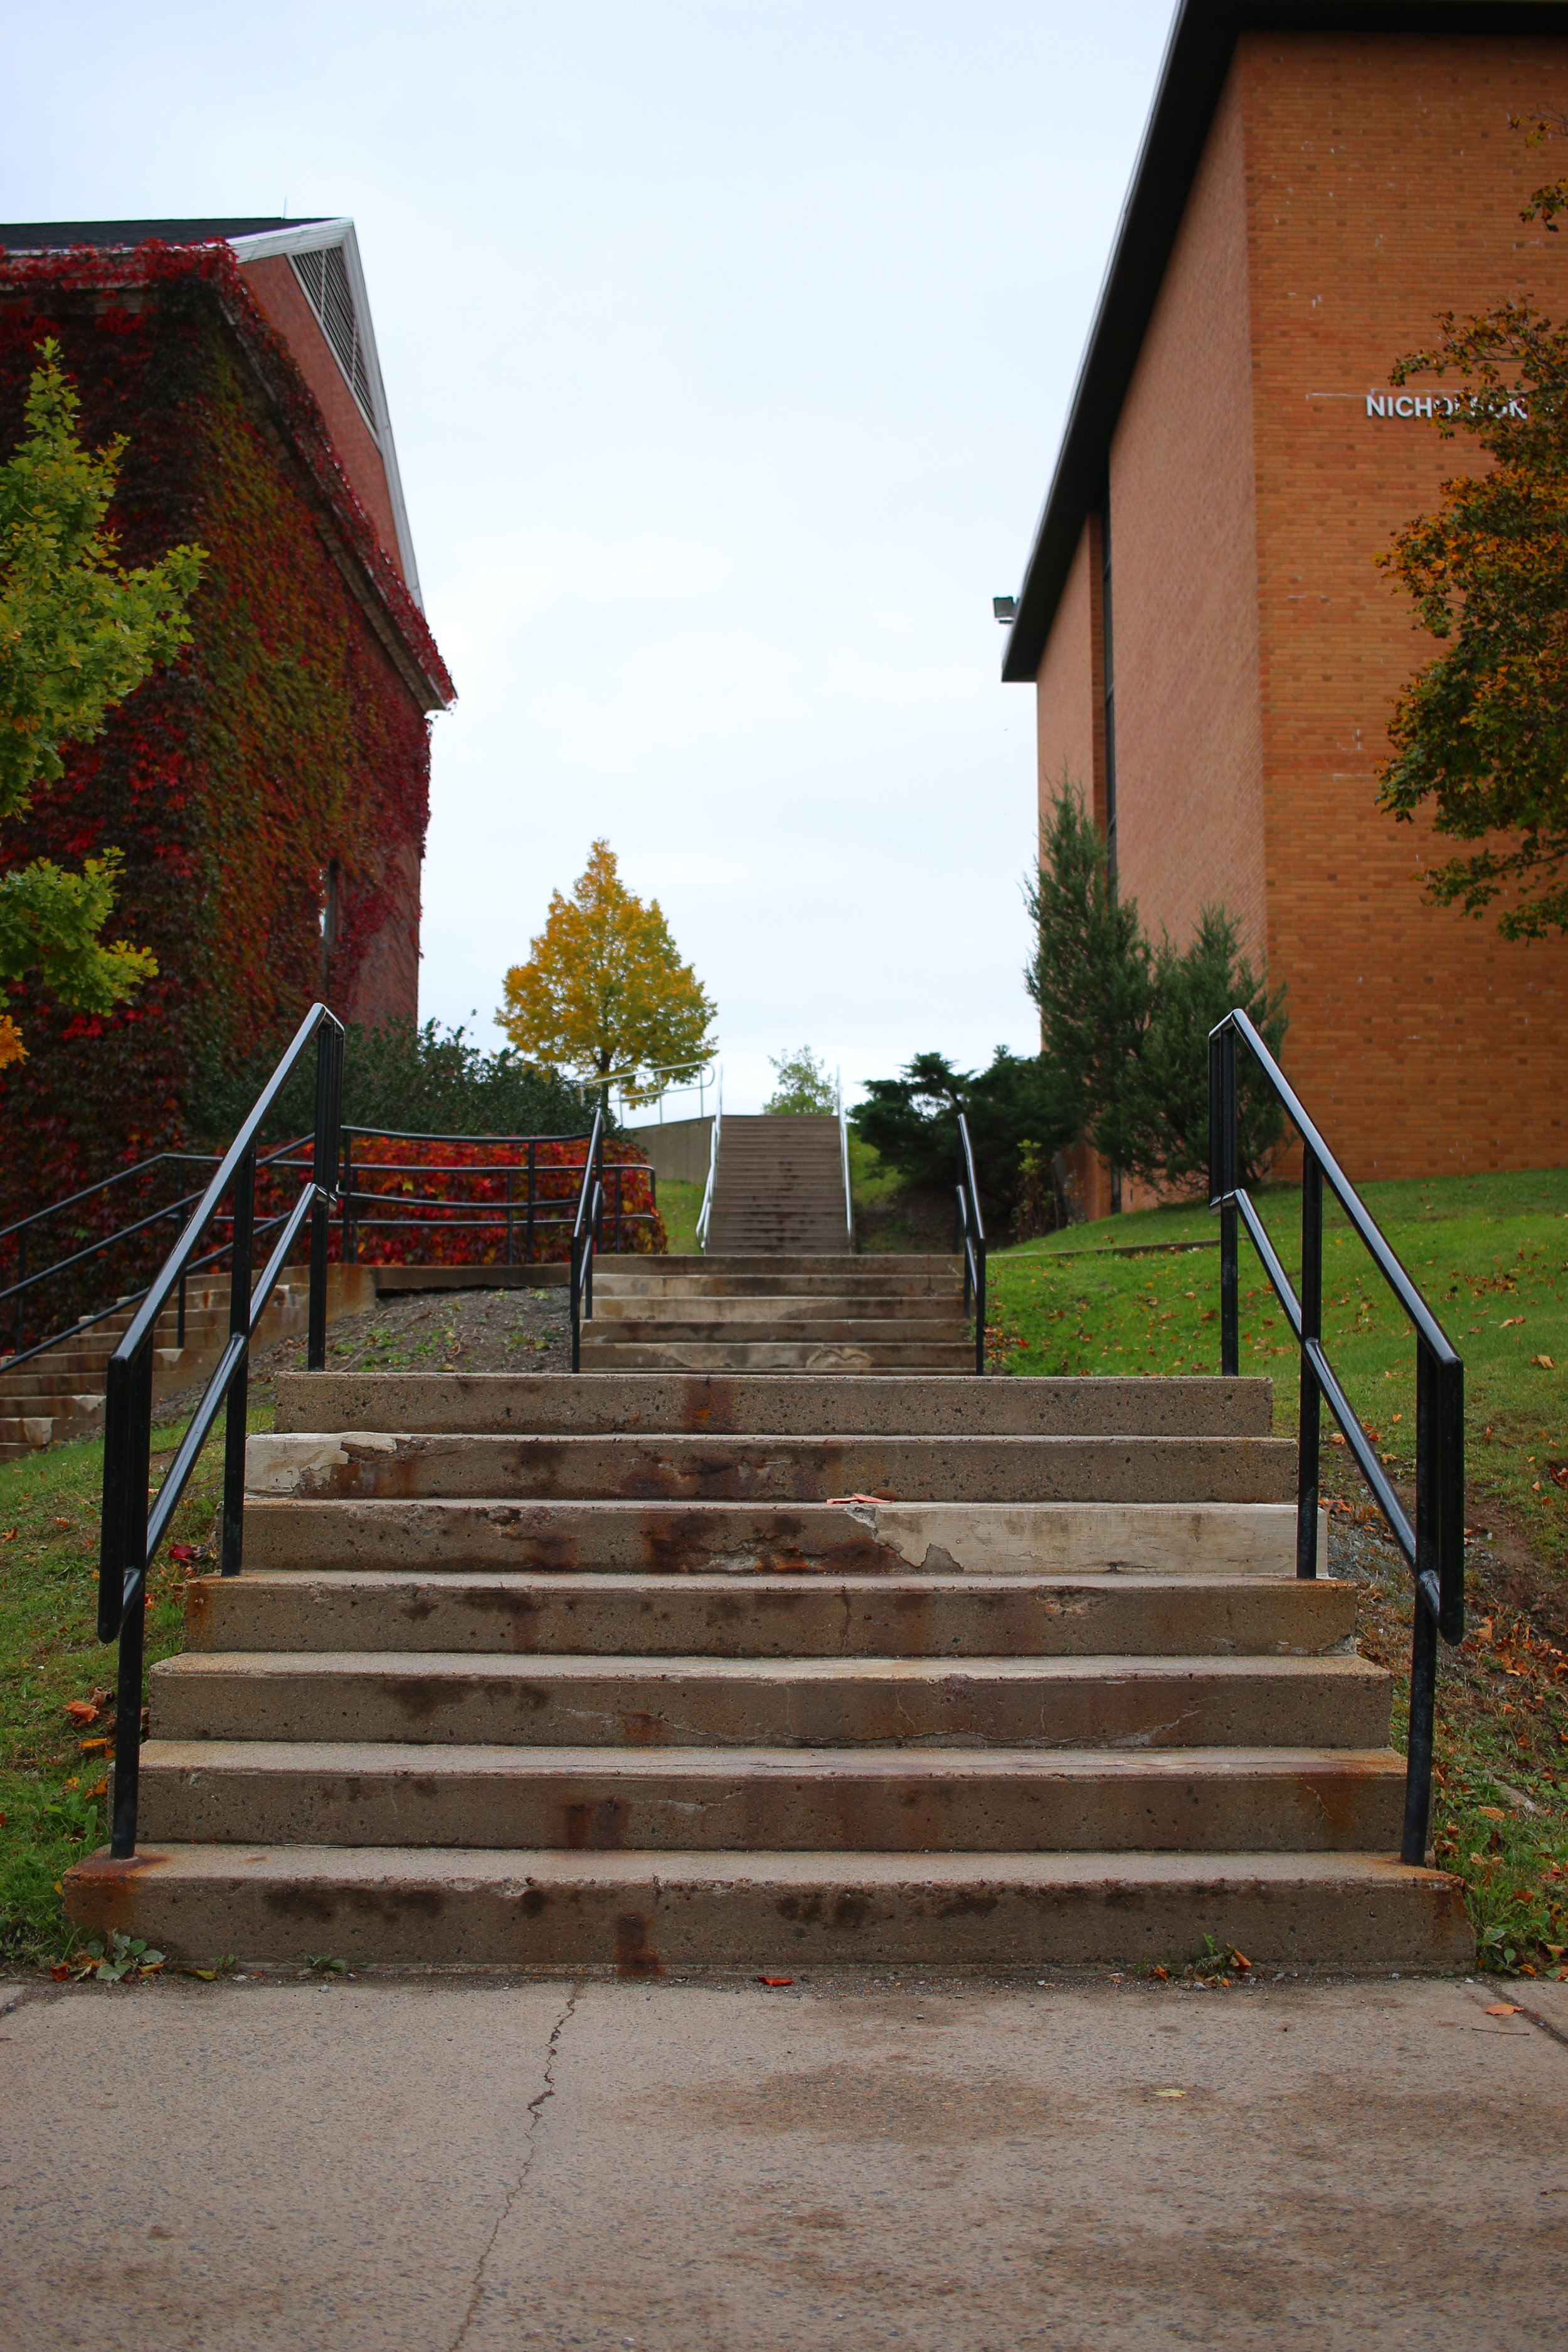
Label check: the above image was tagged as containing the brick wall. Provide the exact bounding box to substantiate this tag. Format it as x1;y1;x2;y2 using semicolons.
1034;514;1104;827
1242;29;1568;1179
1108;60;1268;960
1032;29;1568;1194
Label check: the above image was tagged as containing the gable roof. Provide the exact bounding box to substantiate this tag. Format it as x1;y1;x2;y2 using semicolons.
1000;0;1568;683
0;215;423;612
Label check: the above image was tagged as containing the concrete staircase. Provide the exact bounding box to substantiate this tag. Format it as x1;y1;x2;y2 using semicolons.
704;1115;852;1255
66;1370;1470;1972
0;1268;373;1461
581;1254;972;1372
0;1285;233;1461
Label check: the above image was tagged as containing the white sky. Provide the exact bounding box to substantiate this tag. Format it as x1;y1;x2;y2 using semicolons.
0;0;1172;1113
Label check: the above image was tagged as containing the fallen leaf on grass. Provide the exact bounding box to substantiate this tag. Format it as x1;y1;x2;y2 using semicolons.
1;1529;18;1543
167;1543;198;1566
64;1700;99;1725
1501;1316;1526;1328
1530;1355;1555;1370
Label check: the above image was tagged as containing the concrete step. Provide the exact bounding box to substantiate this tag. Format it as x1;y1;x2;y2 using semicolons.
0;1419;53;1456
149;1650;1392;1749
574;1341;979;1372
608;1256;954;1276
64;1843;1473;1969
182;1568;1354;1655
132;1740;1406;1853
590;1295;964;1325
593;1270;963;1297
244;1431;1298;1505
239;1498;1318;1578
269;1372;1274;1438
580;1318;968;1345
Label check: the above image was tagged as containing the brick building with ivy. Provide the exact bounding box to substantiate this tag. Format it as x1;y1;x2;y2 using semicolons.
0;216;454;1217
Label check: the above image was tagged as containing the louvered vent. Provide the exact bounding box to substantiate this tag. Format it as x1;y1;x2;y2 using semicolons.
290;241;376;428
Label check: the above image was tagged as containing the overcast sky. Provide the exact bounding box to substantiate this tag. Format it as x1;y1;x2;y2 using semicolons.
1;0;1172;1113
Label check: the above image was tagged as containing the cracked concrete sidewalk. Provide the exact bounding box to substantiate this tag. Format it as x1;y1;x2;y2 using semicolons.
1;1971;1564;2351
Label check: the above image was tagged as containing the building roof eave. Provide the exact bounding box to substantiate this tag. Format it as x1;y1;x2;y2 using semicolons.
1000;0;1568;685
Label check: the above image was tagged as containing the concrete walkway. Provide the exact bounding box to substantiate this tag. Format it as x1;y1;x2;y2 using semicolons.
3;1969;1564;2350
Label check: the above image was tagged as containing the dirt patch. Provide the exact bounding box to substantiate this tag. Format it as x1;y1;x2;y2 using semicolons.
156;1286;573;1423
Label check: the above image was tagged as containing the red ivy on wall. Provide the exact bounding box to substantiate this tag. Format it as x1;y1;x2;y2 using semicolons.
0;243;453;1239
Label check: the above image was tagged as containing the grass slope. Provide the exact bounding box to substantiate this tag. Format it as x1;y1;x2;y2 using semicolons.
0;1412;262;1965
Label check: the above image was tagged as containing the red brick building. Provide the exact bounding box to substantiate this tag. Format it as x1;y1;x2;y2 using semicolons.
0;218;453;1208
1003;1;1568;1205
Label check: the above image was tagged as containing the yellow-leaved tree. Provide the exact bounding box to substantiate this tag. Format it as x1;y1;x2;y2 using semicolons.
497;839;716;1106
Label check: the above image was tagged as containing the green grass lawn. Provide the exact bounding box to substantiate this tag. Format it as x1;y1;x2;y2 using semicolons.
990;1165;1568;1571
0;1409;263;1966
657;1179;704;1256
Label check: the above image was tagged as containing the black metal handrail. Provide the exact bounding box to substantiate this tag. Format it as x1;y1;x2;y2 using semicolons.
1209;1005;1464;1866
568;1108;605;1372
954;1113;987;1377
98;1002;344;1859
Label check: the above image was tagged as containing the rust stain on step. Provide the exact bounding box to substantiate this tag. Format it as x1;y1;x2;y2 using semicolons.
614;1912;664;1976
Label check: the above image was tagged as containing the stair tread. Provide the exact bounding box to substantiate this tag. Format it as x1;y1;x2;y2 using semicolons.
66;1841;1453;1890
159;1649;1384;1683
139;1737;1403;1777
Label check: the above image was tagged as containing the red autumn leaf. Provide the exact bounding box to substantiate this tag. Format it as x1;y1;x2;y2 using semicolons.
756;1976;795;1988
64;1699;99;1724
167;1543;198;1565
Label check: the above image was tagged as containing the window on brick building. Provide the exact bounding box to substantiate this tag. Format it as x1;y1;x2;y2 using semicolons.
290;242;376;430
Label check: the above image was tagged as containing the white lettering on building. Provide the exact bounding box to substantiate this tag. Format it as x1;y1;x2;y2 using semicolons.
1365;389;1528;420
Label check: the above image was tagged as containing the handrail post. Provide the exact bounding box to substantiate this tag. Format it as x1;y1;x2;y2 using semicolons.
1296;1147;1322;1580
108;1347;152;1858
342;1130;357;1264
1215;1024;1239;1375
307;1020;341;1372
506;1166;515;1268
526;1142;537;1264
14;1228;24;1357
220;1151;255;1578
1403;1343;1441;1865
176;1266;187;1350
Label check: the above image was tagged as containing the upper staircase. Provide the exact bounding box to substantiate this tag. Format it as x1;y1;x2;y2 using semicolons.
66;1368;1471;1974
582;1255;972;1373
704;1114;852;1255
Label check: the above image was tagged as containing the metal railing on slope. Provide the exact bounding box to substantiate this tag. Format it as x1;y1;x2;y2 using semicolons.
955;1113;987;1377
568;1108;605;1371
336;1127;655;1264
1209;1007;1464;1867
837;1068;853;1239
0;1137;314;1371
696;1066;724;1250
97;1004;344;1860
